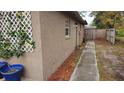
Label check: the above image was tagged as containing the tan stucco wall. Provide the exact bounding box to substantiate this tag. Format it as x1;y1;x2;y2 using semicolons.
39;11;84;80
6;12;44;80
95;29;106;39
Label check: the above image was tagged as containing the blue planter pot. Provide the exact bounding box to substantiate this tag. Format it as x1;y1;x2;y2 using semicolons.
1;64;24;81
0;61;8;79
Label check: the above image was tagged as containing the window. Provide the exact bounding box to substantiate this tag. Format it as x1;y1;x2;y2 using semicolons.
65;17;70;38
65;27;69;36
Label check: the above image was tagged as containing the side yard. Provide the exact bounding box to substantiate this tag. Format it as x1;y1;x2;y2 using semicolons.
95;40;124;80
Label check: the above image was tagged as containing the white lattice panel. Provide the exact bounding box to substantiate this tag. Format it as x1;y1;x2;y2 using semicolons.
0;11;33;52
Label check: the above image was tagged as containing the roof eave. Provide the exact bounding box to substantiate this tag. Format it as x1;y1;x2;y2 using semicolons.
62;11;87;25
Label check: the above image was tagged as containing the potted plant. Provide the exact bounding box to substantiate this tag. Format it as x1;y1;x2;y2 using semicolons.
0;64;24;81
0;12;35;81
0;61;8;79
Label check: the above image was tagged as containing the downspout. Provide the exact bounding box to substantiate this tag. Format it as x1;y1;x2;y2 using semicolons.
79;24;81;45
75;23;78;49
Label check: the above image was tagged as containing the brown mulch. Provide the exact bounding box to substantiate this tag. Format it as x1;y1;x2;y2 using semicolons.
48;45;84;81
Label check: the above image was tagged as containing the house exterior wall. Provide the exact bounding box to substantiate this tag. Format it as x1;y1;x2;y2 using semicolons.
6;11;44;80
39;11;84;80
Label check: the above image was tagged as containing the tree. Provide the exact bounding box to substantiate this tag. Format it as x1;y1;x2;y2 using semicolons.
90;11;124;29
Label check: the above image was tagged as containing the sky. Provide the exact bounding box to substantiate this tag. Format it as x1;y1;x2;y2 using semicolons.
82;11;94;26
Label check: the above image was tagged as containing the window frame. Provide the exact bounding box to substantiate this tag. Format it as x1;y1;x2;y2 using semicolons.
65;16;71;39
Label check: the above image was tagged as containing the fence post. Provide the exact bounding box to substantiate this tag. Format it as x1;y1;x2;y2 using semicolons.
106;28;115;45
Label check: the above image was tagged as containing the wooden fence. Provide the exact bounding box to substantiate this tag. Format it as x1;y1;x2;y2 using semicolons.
84;27;116;45
106;28;115;45
84;28;96;41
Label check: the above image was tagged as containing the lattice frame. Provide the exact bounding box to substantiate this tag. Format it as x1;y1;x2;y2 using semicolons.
0;11;34;52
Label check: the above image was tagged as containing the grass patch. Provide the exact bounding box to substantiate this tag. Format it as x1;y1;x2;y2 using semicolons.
116;29;124;37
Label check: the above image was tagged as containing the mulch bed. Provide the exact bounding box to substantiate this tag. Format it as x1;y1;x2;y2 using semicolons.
48;46;84;81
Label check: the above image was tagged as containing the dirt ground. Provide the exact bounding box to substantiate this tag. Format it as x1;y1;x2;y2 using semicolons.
48;44;84;81
95;39;124;80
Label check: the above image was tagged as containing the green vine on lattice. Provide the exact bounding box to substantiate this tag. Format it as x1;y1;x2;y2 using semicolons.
0;11;35;59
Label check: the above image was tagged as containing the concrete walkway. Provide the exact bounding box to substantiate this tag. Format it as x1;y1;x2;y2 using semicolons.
70;41;99;81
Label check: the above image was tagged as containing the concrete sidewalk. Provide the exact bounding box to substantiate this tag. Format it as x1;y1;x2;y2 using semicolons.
70;41;99;81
